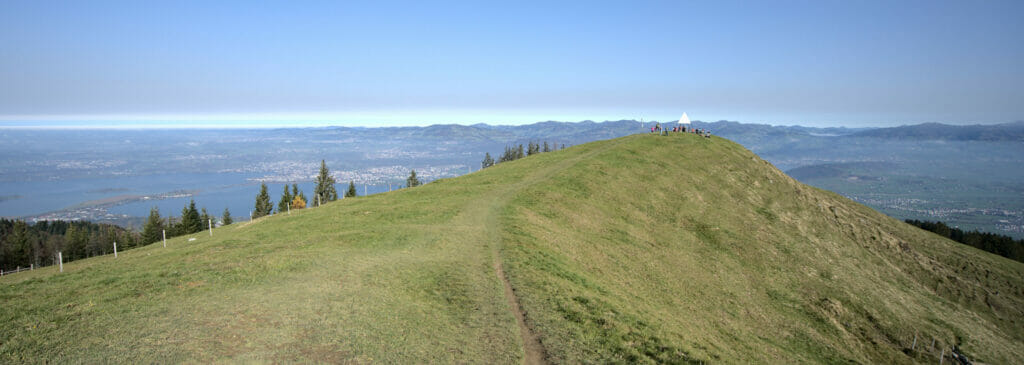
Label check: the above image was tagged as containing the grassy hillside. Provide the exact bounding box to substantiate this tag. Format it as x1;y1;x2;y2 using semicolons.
2;134;1022;363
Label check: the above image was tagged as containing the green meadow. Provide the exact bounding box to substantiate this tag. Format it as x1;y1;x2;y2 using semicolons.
2;134;1022;363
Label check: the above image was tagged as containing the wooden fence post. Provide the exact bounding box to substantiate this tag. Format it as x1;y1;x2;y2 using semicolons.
58;251;63;273
163;230;166;247
113;241;117;258
209;219;213;236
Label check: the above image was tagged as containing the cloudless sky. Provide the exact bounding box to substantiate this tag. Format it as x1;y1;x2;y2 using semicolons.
1;0;1022;127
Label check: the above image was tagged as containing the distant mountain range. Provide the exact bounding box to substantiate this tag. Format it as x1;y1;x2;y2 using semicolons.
847;121;1024;141
325;119;1024;144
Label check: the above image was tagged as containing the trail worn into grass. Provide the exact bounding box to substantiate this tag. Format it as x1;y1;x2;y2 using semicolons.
452;140;621;364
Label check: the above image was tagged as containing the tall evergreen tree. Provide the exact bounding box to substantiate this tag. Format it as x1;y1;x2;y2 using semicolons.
221;207;233;226
345;181;357;198
254;183;273;218
166;216;180;237
499;146;512;162
178;199;202;234
516;144;525;159
188;200;201;233
313;160;338;206
407;170;421;188
141;206;164;244
543;141;551;152
199;207;212;230
482;152;494;168
277;185;293;212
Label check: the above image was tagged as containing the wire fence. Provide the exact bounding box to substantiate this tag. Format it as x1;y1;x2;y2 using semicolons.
0;264;35;276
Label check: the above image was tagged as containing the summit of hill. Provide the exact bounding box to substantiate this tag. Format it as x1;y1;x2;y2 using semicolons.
2;133;1022;363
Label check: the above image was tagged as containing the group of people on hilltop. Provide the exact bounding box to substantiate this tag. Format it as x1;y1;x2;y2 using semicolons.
650;123;712;138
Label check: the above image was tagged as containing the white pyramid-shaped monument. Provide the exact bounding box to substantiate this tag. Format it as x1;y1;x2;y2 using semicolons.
678;113;691;125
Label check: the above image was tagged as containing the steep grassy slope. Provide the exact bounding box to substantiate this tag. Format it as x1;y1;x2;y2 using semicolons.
500;135;1024;363
2;134;1022;363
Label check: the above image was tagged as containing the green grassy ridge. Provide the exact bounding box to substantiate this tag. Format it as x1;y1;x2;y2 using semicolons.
497;134;1024;363
2;134;1022;363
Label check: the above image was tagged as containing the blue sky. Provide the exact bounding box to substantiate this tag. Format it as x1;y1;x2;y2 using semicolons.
1;0;1021;127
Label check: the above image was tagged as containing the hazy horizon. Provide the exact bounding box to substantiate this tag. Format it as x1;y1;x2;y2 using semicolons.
0;117;1020;130
3;1;1022;128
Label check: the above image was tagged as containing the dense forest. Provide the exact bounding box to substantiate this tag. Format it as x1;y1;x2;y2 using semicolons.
905;219;1024;263
0;218;141;272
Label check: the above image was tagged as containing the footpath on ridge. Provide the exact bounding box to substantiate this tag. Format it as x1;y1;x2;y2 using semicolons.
449;138;624;364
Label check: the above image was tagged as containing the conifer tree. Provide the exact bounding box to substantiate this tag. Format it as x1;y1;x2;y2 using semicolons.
177;205;190;235
178;200;202;234
278;185;292;212
313;160;338;206
543;141;551;152
166;216;179;236
188;200;201;233
345;181;357;198
141;206;164;245
528;141;540;155
199;207;212;229
481;152;494;169
254;183;273;218
221;207;233;226
516;144;525;159
499;146;512;162
406;170;421;188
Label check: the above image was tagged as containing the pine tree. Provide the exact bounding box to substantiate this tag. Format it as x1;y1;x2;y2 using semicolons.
516;144;525;159
481;152;494;169
345;181;357;198
499;146;512;162
141;206;163;244
278;185;292;213
543;141;551;152
166;216;180;237
407;170;421;188
221;207;233;226
254;183;273;218
314;160;338;206
528;141;539;155
187;200;201;233
199;207;212;230
178;200;201;235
